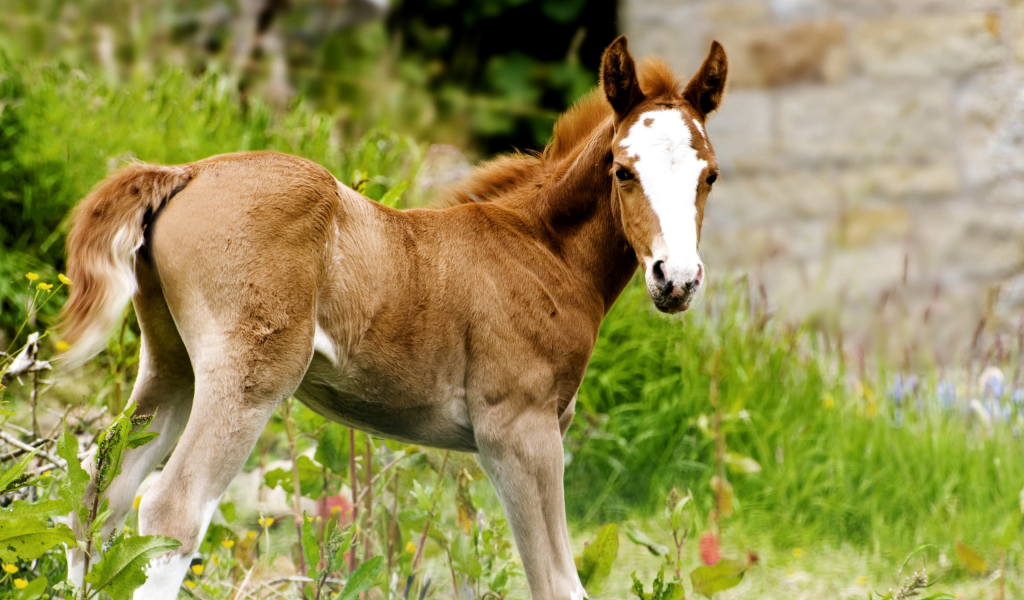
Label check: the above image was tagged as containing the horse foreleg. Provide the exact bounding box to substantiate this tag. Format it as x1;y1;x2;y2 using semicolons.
476;407;586;600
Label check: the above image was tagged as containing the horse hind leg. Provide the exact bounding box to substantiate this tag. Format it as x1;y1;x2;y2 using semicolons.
67;259;195;587
131;320;315;600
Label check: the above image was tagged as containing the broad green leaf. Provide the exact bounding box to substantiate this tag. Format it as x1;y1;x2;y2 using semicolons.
955;540;987;574
57;426;90;524
413;480;433;513
0;516;76;561
451;533;482;579
490;568;508;593
576;523;618;595
263;456;324;497
336;555;384;600
314;424;349;474
83;535;182;600
126;432;159;449
625;526;670;557
301;511;320;580
690;557;746;598
378;181;407;208
0;448;38;494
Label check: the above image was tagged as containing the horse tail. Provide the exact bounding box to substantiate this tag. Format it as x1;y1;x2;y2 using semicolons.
58;163;195;367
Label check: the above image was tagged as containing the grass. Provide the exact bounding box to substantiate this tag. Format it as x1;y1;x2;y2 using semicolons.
568;276;1024;562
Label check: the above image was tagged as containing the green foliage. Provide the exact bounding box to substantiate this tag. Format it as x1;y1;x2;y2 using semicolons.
690;558;747;599
575;522;618;594
337;556;384;600
631;567;686;600
566;278;1024;556
82;535;182;600
0;517;75;563
0;58;419;338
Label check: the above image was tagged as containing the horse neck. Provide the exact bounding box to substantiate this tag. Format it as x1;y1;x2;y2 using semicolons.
526;124;639;314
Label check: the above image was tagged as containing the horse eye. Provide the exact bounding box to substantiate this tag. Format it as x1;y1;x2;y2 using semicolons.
615;168;634;182
706;172;718;185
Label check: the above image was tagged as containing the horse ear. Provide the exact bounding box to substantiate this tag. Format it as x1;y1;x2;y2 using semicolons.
601;36;644;118
684;41;728;117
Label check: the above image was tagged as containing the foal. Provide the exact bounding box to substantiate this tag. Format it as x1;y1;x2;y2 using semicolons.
59;36;727;599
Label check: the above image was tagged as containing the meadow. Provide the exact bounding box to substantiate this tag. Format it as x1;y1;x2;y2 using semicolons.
0;58;1021;599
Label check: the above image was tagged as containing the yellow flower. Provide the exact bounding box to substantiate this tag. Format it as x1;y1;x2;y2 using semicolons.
258;517;274;528
857;576;867;586
330;506;342;515
792;548;803;558
822;393;835;409
42;470;51;477
183;580;196;589
25;273;38;282
55;341;70;352
221;539;235;549
405;541;417;554
36;283;53;291
13;579;26;590
210;555;220;566
133;495;142;509
866;401;878;418
191;564;204;575
58;274;72;286
1;563;16;574
307;516;314;523
245;531;257;540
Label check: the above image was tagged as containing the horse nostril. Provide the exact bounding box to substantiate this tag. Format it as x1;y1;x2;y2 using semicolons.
695;264;704;285
652;260;666;283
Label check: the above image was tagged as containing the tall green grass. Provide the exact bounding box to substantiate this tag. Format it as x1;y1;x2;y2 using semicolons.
0;57;419;337
567;277;1024;558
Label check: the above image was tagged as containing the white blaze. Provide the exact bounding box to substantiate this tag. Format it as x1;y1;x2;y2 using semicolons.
620;110;707;270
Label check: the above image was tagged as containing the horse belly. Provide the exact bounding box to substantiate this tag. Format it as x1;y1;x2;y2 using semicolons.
295;357;477;452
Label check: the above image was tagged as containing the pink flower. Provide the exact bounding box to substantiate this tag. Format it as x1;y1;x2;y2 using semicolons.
320;494;353;524
699;532;720;566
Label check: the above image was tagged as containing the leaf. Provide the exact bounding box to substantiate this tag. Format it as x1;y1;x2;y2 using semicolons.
955;540;987;574
625;526;669;557
690;558;746;598
83;535;182;600
724;452;762;475
314;424;349;474
688;556;745;593
336;555;384;600
0;448;38;494
413;480;433;513
0;516;76;561
219;501;236;524
94;406;136;494
576;523;618;595
126;432;159;449
378;181;407;208
301;511;320;580
57;426;90;524
450;534;482;579
264;456;324;497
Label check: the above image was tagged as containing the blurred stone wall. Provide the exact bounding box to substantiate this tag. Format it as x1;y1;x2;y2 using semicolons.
623;0;1024;358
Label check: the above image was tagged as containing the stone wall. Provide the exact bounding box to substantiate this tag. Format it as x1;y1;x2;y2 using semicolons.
623;0;1024;358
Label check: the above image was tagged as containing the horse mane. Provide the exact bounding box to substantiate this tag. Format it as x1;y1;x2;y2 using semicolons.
446;58;681;205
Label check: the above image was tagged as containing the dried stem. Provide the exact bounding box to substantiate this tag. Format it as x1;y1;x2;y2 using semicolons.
283;399;307;573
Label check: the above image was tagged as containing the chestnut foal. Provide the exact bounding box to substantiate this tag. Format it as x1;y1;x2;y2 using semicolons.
60;36;727;599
